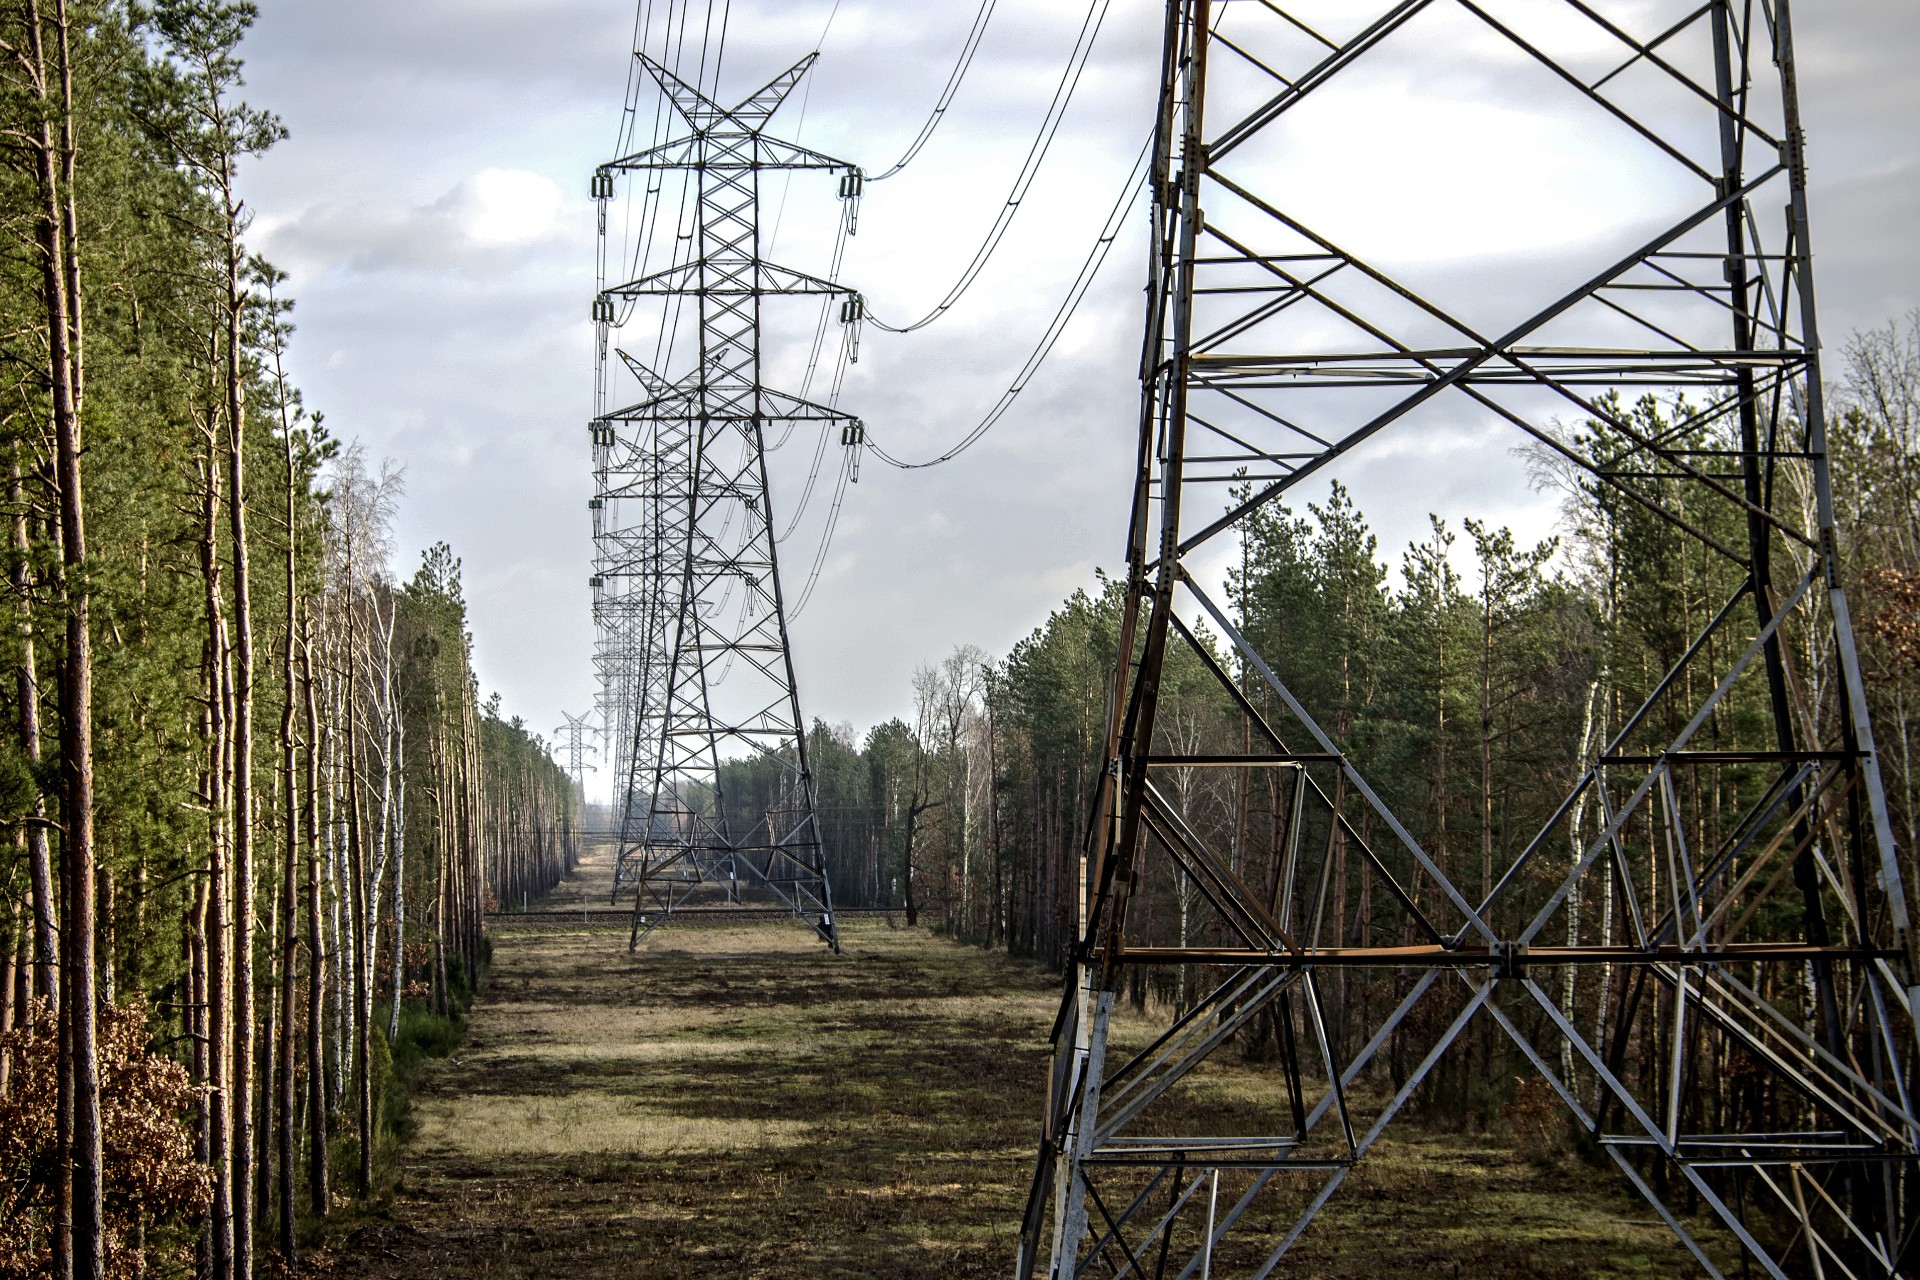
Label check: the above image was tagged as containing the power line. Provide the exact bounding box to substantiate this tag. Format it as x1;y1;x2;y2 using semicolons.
817;0;844;50
866;133;1149;471
612;0;649;154
868;0;997;182
790;444;855;618
865;0;1113;335
777;246;861;536
780;414;835;539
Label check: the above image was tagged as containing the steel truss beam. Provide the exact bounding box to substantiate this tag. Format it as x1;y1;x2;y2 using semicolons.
590;52;856;952
1018;1;1919;1276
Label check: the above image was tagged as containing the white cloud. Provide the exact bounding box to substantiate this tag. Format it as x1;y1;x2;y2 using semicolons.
261;168;579;279
440;169;565;246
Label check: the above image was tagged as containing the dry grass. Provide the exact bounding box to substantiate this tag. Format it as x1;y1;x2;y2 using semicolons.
315;847;1723;1279
412;1091;814;1158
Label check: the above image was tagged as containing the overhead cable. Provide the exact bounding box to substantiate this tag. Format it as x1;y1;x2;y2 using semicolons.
777;321;852;538
867;134;1149;470
865;0;1113;335
789;445;855;618
868;0;998;182
612;0;650;155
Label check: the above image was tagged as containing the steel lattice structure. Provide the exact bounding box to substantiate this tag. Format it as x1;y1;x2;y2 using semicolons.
589;395;679;877
554;710;598;796
1018;1;1920;1277
589;54;855;952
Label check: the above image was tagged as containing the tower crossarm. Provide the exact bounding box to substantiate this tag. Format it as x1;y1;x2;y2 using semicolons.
599;134;855;176
598;386;861;430
602;257;857;301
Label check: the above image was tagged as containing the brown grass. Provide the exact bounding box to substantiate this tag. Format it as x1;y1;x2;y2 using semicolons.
313;848;1721;1278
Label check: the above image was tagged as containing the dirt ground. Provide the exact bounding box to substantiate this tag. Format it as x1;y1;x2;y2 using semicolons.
318;845;1716;1279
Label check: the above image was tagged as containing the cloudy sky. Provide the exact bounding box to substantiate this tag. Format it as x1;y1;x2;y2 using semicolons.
243;0;1917;790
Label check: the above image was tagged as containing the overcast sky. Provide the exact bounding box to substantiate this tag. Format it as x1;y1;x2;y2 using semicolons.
242;0;1917;789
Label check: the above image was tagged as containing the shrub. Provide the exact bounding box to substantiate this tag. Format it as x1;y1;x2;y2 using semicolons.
0;999;211;1279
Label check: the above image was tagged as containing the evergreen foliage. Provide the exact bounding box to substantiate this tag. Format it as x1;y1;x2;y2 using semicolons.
0;5;574;1275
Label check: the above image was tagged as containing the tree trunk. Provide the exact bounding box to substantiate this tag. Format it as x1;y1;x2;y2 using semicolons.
25;0;98;1271
344;639;374;1197
1;909;16;1094
901;797;940;928
224;210;257;1280
323;646;347;1115
276;632;299;1260
299;636;328;1219
431;739;448;1016
389;715;405;1040
272;288;302;1260
200;435;235;1280
189;867;211;1280
10;454;57;1010
252;872;273;1248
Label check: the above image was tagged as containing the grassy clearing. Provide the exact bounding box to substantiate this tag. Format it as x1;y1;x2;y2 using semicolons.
316;851;1722;1278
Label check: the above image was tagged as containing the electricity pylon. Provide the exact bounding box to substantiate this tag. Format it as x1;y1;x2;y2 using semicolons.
591;53;860;952
1018;2;1918;1276
589;429;678;874
554;710;598;797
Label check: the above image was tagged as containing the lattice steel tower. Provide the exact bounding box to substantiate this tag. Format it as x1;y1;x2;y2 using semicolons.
554;710;598;797
1019;1;1918;1276
590;54;860;951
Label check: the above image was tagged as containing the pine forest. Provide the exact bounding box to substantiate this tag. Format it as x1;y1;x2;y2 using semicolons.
0;4;575;1277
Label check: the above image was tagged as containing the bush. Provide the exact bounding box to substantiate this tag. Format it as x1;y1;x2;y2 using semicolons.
0;999;211;1279
390;1005;462;1080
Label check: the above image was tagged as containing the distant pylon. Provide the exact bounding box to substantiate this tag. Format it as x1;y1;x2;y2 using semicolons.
590;52;860;952
553;710;598;796
1018;2;1919;1276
